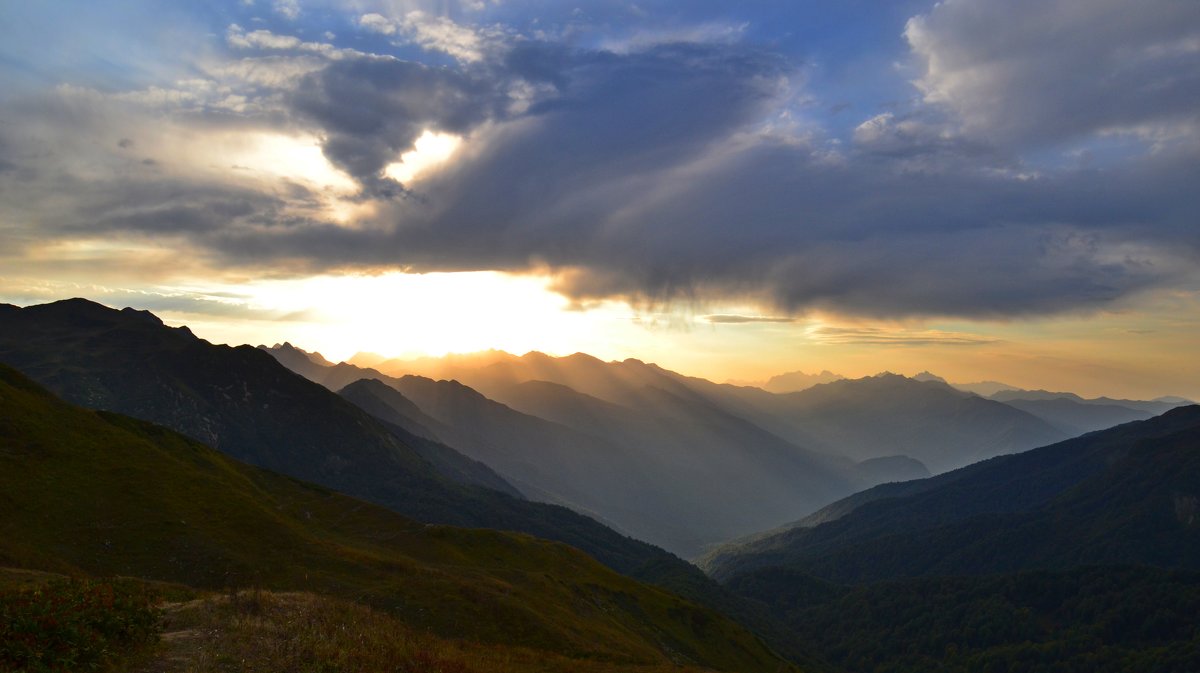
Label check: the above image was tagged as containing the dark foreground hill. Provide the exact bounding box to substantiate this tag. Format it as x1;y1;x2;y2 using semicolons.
0;364;793;672
704;406;1200;583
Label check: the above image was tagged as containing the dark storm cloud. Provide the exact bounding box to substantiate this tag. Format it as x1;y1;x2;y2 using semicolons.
3;0;1198;321
187;31;1199;319
288;57;502;196
52;179;290;236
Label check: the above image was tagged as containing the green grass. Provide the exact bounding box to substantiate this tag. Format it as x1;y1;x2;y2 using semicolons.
0;365;792;672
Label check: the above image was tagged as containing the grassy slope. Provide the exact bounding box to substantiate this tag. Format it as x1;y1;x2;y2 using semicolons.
0;365;791;673
142;590;730;673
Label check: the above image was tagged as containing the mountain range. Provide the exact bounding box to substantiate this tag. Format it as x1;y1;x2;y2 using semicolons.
267;340;1196;554
0;363;791;672
268;344;886;557
4;297;1197;672
0;298;777;640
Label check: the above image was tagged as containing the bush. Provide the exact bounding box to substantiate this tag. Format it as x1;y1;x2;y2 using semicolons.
0;578;161;672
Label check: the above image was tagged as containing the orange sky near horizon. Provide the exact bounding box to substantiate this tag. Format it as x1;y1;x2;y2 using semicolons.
3;270;1193;402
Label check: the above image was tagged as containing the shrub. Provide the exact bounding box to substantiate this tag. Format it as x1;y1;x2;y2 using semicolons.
0;578;161;672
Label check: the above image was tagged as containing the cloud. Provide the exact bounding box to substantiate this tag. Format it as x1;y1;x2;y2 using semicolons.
0;280;315;322
357;11;501;63
598;21;750;54
274;0;300;20
1;1;1197;324
704;314;795;324
287;57;501;194
358;13;396;36
809;326;998;347
905;0;1200;146
226;24;369;60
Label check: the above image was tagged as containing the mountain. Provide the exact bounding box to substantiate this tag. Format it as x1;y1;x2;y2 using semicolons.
912;371;948;384
990;388;1189;415
761;370;844;393
271;345;863;559
730;374;1068;473
0;299;765;621
335;377;449;442
0;364;793;672
0;299;531;518
371;352;1067;475
999;396;1152;436
337;376;679;545
335;379;521;496
702;405;1200;583
949;379;1020;396
476;378;863;556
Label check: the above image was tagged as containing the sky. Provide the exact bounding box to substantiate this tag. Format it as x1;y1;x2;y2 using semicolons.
0;0;1197;399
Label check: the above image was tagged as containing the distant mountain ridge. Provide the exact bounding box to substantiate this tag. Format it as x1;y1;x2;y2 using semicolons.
264;345;875;558
723;373;1068;473
368;352;1067;474
761;369;844;393
990;387;1191;415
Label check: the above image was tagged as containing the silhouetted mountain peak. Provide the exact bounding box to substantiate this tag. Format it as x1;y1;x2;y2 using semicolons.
913;371;948;384
16;297;125;324
10;298;207;342
119;306;164;325
760;368;844;393
815;372;959;396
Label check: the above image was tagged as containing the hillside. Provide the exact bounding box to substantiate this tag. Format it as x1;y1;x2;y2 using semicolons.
0;299;774;627
0;364;793;672
704;406;1200;583
728;565;1200;673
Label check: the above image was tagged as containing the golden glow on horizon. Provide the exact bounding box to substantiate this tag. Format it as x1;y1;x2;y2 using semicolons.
191;271;635;362
384;131;463;184
1;270;1197;401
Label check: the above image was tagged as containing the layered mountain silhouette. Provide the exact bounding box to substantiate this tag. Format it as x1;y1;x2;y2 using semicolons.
4;297;1196;672
375;353;1077;474
266;345;931;557
761;369;844;393
0;299;758;622
702;406;1200;583
668;374;1063;474
990;388;1189;415
0;364;792;672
